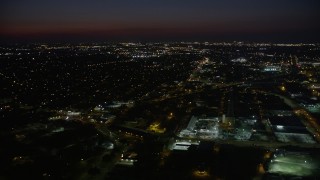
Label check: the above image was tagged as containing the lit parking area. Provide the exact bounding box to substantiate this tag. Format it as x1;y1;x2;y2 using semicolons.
268;153;320;177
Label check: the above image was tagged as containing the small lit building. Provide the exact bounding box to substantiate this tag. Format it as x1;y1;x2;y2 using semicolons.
263;66;281;72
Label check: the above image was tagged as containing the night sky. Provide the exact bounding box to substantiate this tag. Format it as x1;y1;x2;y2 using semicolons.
1;0;320;42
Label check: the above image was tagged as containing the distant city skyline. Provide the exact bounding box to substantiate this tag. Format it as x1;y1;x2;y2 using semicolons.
1;0;320;42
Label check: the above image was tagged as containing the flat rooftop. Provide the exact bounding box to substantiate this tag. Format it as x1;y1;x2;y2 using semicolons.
269;116;304;127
